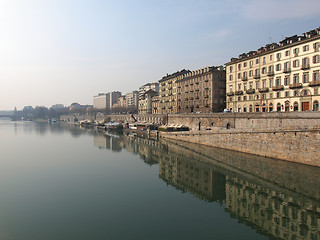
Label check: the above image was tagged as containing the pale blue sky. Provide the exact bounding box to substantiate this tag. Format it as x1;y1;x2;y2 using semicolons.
0;0;320;110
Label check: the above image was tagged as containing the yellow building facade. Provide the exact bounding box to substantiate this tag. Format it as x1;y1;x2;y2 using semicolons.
226;28;320;112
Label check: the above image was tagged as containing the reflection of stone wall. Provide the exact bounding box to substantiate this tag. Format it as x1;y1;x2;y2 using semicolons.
163;139;320;201
225;176;320;240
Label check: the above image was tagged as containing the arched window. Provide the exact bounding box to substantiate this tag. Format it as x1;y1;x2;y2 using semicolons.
294;102;299;111
249;105;253;112
262;104;266;112
269;103;273;112
255;105;260;112
313;101;319;111
277;103;281;112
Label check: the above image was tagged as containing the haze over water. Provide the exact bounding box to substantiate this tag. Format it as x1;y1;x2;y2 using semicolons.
0;119;319;240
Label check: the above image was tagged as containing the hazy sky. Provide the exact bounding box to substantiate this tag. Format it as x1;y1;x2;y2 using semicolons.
1;0;320;110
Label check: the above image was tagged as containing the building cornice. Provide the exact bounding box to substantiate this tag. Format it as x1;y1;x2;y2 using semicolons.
225;35;320;66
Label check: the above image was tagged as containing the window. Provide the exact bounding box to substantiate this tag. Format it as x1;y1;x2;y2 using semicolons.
262;67;266;74
255;69;259;75
243;71;247;78
293;48;299;55
313;71;319;81
243;96;247;101
303;45;309;52
302;58;309;66
262;79;266;88
238;64;241;70
294;90;298;96
256;59;259;64
285;50;290;56
313;55;320;64
229;75;233;81
229;85;233;92
270;55;273;60
249;60;253;67
269;93;273;99
276;77;281;86
238;96;241;101
276;64;281;71
284;76;290;85
249;95;253;100
229;66;233;73
285;91;290;97
293;74;299;84
303;73;309;83
315;88;318;95
243;83;247;91
244;62;247;67
263;57;266;64
277;92;281;98
238;83;241;90
256;81;260;89
269;79;273;87
276;53;281;59
314;42;320;51
284;61;290;70
268;65;274;72
249;82;253;89
238;73;241;79
249;70;253;77
262;94;266;99
293;60;299;68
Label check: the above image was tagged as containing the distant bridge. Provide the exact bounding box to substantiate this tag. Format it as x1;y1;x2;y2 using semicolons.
0;115;16;120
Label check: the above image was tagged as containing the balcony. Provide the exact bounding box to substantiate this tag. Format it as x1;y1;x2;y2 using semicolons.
246;89;255;94
226;92;235;96
235;90;243;95
301;64;310;70
253;74;260;79
289;83;303;89
309;80;320;87
258;87;269;93
272;85;284;91
241;76;248;81
267;71;274;76
283;67;291;73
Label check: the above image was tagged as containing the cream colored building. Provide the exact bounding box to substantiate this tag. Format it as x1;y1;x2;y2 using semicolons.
138;89;158;114
226;27;320;112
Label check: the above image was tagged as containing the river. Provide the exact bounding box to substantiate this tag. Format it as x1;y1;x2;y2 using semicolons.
0;119;319;240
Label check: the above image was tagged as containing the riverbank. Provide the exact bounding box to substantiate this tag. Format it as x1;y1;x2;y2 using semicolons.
60;112;320;167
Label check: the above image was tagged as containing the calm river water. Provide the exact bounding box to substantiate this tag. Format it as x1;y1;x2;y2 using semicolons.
0;119;319;240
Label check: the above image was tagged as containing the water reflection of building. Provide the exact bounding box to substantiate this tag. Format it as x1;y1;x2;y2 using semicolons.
225;176;320;240
93;134;122;152
156;140;320;240
159;153;226;203
91;130;319;240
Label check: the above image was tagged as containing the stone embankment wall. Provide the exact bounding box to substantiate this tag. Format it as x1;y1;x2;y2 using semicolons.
160;129;320;167
167;112;320;131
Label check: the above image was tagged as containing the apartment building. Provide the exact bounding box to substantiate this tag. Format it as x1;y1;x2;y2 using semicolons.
138;89;158;114
225;27;320;112
139;83;159;100
177;66;226;113
93;91;122;110
125;91;139;107
158;69;190;114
